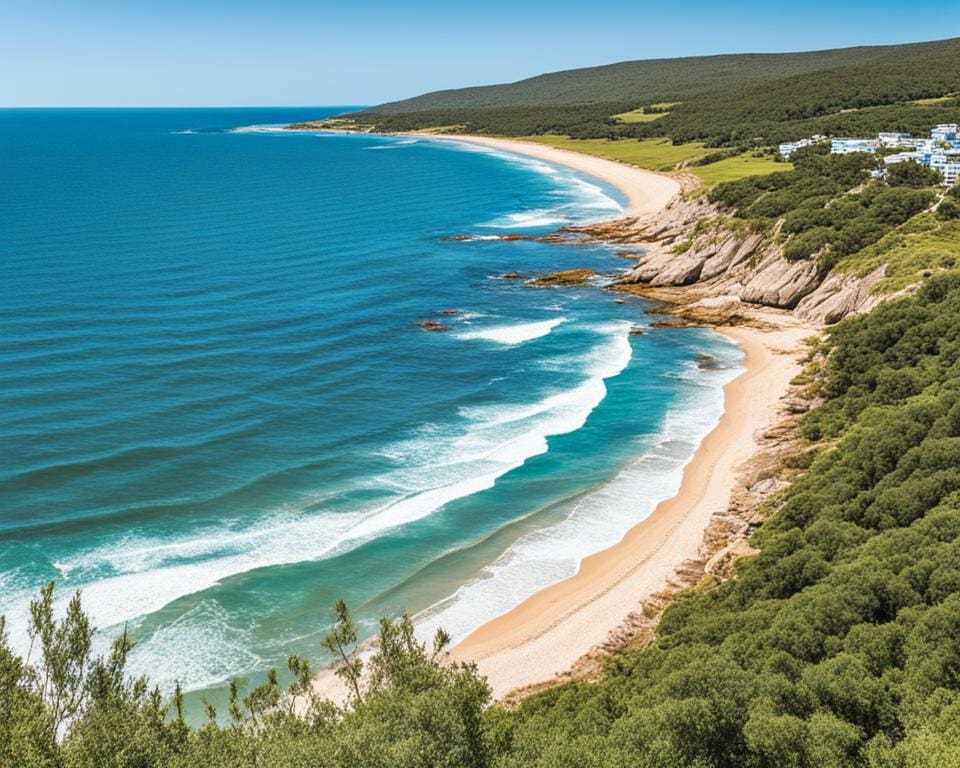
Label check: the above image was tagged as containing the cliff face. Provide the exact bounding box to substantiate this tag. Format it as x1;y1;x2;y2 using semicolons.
597;197;887;325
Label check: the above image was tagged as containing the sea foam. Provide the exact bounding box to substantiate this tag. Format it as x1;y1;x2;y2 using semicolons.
0;321;636;693
456;317;566;345
414;337;743;645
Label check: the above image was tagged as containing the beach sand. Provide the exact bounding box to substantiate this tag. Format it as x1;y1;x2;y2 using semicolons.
310;133;815;704
450;318;811;697
424;134;681;218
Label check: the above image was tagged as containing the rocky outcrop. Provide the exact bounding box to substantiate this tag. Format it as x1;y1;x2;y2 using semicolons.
738;256;820;308
528;269;596;286
794;265;887;324
417;320;450;332
612;196;888;324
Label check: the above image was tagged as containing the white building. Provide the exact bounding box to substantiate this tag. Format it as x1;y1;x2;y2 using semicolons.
932;124;959;143
778;136;821;158
831;138;880;154
885;151;924;165
878;132;913;147
798;125;960;185
943;163;960;186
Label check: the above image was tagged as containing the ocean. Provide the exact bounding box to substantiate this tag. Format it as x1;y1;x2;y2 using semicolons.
0;107;742;712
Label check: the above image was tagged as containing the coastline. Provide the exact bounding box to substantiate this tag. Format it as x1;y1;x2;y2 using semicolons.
424;134;816;697
416;134;681;219
302;129;817;703
449;317;811;698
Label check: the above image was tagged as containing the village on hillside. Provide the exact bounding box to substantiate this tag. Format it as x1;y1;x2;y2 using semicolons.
779;123;960;185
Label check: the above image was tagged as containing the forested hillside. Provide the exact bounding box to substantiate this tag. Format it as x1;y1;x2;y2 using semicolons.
369;40;954;113
7;274;960;766
346;37;960;147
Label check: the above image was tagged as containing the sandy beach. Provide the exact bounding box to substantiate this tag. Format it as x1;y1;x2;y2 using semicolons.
450;318;810;697
309;133;815;704
422;134;815;698
424;134;681;218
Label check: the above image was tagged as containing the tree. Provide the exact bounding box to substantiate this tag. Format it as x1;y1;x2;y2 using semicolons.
937;197;960;220
886;161;943;188
322;600;364;707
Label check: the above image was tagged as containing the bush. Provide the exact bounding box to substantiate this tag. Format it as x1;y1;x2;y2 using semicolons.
886;161;944;188
937;197;960;220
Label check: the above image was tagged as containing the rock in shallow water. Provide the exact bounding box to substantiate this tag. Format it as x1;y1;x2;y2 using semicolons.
527;269;596;286
417;320;450;332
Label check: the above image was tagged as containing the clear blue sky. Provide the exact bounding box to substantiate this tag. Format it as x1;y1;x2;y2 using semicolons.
2;0;957;107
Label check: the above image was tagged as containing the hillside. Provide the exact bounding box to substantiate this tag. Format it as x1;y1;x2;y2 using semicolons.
369;41;947;113
348;37;960;147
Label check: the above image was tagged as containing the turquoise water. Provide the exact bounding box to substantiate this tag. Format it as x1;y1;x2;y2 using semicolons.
0;108;742;709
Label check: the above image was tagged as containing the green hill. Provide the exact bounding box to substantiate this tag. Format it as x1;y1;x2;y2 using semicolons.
350;37;960;147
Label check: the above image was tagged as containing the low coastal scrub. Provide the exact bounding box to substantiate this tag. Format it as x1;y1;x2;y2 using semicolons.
708;148;941;273
837;213;960;293
7;276;960;765
0;592;491;767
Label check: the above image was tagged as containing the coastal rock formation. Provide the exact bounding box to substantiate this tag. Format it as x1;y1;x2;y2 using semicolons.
794;265;888;324
611;196;888;324
443;233;536;242
417;320;450;331
527;268;596;286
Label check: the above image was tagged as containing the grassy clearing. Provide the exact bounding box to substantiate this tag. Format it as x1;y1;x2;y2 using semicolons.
837;212;960;293
519;136;710;172
689;154;791;185
520;135;790;185
612;108;668;123
911;94;957;105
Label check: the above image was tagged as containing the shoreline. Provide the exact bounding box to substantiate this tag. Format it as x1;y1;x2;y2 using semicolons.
449;317;811;698
303;128;816;703
422;134;815;698
414;134;681;219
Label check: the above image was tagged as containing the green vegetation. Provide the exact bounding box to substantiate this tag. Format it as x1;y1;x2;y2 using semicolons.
0;589;490;768
349;38;960;149
520;135;709;171
837;213;960;292
9;276;960;765
708;148;940;272
612;107;668;124
688;153;789;186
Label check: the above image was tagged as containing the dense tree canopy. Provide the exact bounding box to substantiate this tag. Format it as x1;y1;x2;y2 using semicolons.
346;38;960;148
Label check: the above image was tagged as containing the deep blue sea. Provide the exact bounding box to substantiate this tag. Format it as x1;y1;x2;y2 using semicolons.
0;107;742;710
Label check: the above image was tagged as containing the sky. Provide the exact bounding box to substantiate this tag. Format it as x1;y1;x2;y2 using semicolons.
2;0;958;107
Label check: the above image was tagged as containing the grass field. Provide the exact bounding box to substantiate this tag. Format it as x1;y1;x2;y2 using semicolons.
612;108;667;123
837;212;960;293
689;154;790;185
911;94;958;106
520;136;710;172
519;136;788;185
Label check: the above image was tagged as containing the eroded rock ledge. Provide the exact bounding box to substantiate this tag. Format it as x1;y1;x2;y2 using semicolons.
570;196;887;325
